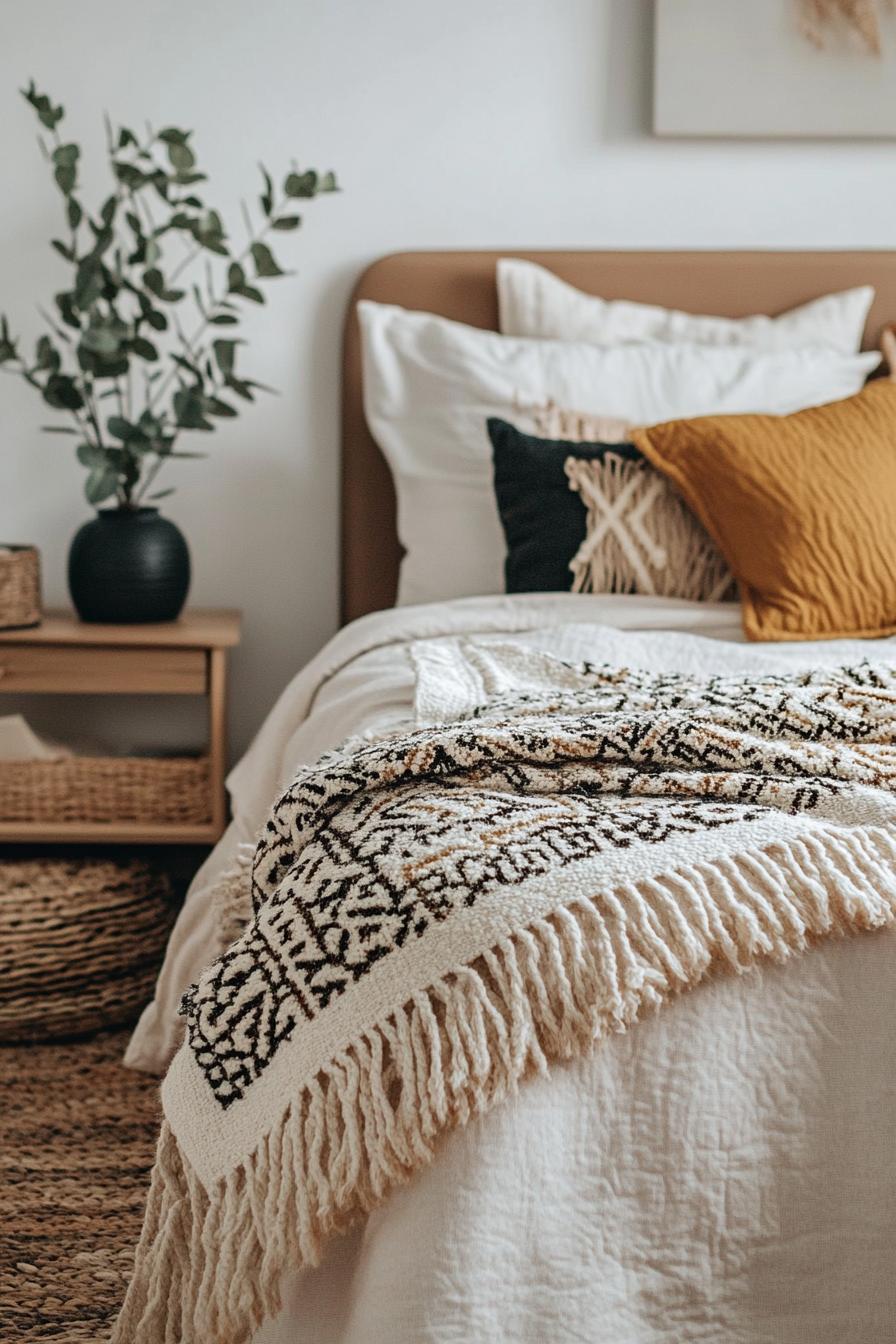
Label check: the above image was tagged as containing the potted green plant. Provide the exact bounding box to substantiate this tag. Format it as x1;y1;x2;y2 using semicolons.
0;82;338;623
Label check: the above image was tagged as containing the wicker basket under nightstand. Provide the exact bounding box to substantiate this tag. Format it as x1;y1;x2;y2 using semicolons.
0;608;240;845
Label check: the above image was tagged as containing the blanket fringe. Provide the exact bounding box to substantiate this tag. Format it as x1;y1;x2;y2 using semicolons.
114;827;896;1344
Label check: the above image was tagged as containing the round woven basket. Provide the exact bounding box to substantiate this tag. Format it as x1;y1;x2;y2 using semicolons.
0;855;177;1042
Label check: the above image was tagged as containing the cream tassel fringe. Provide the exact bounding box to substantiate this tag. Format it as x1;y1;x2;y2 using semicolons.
113;828;896;1344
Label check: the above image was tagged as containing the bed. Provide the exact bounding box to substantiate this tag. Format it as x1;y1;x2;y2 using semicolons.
119;251;896;1344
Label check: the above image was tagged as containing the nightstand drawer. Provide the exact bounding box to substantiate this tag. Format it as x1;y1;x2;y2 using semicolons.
0;644;206;694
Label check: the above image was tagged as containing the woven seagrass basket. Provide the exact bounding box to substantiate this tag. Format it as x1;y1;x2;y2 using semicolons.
0;854;178;1041
0;544;41;629
0;754;210;826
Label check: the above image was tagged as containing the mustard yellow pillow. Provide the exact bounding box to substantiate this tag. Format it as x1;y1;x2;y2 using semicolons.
631;380;896;642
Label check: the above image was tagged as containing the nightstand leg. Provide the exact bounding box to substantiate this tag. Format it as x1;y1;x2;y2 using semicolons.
208;647;228;838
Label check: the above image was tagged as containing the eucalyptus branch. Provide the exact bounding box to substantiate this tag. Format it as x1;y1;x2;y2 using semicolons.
6;80;339;511
149;201;282;412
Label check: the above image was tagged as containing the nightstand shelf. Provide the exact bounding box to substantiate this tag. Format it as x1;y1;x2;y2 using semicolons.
0;608;241;845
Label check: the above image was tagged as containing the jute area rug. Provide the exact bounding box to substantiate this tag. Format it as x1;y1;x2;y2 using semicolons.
0;1030;160;1342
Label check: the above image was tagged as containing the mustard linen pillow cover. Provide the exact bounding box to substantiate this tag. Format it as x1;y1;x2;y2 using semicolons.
631;380;896;642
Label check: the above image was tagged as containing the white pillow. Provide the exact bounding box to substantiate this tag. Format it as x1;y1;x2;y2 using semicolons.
358;300;879;608
497;259;874;354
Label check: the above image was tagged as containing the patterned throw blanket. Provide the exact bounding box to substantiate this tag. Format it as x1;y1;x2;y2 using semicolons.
116;660;896;1344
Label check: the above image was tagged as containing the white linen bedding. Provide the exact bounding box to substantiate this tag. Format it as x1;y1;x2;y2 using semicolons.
126;594;896;1343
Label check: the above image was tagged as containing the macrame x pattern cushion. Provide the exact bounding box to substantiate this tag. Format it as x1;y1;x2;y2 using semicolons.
564;453;736;602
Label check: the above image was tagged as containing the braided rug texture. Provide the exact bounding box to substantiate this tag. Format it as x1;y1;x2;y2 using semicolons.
0;1030;160;1342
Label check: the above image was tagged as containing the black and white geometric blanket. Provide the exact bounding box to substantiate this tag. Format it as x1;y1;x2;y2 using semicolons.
117;658;896;1344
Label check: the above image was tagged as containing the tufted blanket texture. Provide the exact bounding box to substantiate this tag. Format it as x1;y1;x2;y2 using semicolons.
115;656;896;1344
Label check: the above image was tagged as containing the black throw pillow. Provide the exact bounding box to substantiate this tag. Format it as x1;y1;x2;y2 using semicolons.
487;417;641;593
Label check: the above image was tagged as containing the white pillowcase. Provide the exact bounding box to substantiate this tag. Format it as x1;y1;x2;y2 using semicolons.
497;259;874;354
358;300;879;607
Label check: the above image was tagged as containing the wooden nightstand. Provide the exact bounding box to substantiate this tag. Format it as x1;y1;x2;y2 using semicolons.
0;608;241;846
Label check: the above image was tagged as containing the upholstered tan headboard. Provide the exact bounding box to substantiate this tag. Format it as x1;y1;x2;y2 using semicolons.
341;249;896;624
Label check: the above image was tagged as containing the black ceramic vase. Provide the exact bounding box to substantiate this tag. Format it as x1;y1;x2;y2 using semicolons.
68;507;191;624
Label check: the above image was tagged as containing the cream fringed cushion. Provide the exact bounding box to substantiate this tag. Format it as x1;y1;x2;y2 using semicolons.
532;403;735;602
564;453;736;601
530;399;633;444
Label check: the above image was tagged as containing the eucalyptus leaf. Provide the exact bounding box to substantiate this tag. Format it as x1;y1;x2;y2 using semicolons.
137;409;166;437
42;373;84;411
143;267;164;296
271;215;301;231
22;81;64;132
157;127;191;146
225;374;255;401
173;387;213;430
211;338;240;376
54;291;79;329
204;395;238;417
285;169;318;198
51;239;74;262
77;441;106;466
67;197;83;230
80;314;128;356
107;415;138;441
74;257;104;310
85;464;119;504
259;164;273;216
34;335;60;372
0;315;17;363
166;140;195;174
251;241;285;277
88;227;114;258
52;142;79;168
113;160;146;190
131;336;159;361
171;353;201;375
76;342;129;379
54;163;76;195
143;267;185;303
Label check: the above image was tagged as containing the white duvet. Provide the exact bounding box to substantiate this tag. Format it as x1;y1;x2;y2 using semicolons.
126;595;896;1344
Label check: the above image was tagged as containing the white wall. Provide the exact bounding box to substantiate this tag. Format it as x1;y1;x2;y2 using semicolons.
2;0;896;757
